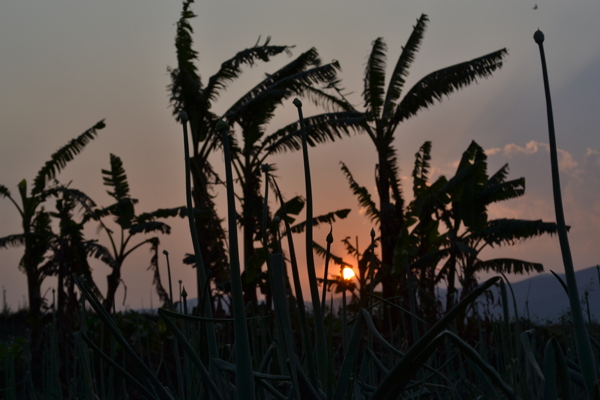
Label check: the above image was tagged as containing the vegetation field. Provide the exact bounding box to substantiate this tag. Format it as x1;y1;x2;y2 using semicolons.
1;2;598;399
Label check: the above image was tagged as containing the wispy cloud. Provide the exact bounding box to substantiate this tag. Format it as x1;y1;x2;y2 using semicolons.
484;142;600;270
487;140;579;174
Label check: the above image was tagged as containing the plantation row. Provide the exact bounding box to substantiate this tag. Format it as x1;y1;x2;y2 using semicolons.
1;0;598;398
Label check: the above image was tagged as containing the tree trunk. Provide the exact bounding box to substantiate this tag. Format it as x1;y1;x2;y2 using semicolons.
103;267;121;312
26;270;42;318
445;254;457;314
377;159;406;307
241;170;259;308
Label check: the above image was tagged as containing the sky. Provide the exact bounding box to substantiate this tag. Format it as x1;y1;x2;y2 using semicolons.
1;0;599;311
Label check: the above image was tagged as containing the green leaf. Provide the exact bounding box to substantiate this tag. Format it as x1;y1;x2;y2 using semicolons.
0;234;26;249
204;36;293;106
476;258;544;275
102;154;130;201
382;14;428;121
313;241;353;268
340;161;380;223
32;120;105;194
480;218;559;247
129;221;171;235
288;209;351;234
390;48;508;130
263;111;364;155
363;37;387;118
272;195;304;225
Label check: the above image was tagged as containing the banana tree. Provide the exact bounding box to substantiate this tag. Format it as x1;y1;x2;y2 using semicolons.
41;186;106;327
88;154;186;311
339;14;508;305
222;49;364;306
0;120;105;316
169;0;363;305
429;141;559;312
168;1;297;303
398;141;559;319
341;140;559;325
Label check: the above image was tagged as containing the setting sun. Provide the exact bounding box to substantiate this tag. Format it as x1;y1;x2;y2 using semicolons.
342;266;355;280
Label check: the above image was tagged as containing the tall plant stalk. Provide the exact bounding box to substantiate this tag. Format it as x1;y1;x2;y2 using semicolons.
217;119;256;399
294;98;329;390
163;250;174;308
321;227;333;313
534;29;598;398
271;177;318;384
180;112;220;373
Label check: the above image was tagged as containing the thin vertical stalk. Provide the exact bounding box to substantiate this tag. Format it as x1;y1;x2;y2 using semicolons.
367;228;376;385
404;254;420;344
163;250;174;309
534;29;597;399
217;120;256;399
271;177;318;384
179;112;219;365
293;98;328;390
321;227;333;313
260;165;275;312
342;280;349;351
270;253;302;400
178;280;182;313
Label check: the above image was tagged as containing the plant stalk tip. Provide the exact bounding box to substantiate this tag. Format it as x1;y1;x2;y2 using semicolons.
534;29;544;44
292;98;302;107
179;111;188;122
215;119;230;132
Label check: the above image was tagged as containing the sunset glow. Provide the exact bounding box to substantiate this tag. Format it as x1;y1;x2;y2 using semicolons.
342;267;355;281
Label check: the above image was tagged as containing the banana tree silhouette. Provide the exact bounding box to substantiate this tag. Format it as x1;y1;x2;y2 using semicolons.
169;0;362;304
168;1;293;301
424;141;559;312
0;120;105;316
342;140;559;323
339;14;508;303
35;185;109;341
222;50;364;305
397;141;559;320
89;154;185;311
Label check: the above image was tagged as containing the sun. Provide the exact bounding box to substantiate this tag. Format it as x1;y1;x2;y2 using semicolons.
342;266;355;280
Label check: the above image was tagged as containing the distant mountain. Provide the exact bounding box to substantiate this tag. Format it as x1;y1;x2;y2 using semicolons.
147;266;600;323
486;265;600;323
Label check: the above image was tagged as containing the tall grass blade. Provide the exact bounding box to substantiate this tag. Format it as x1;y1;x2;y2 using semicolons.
544;337;573;400
74;331;96;399
158;308;223;400
270;177;317;382
80;332;159;400
217;119;256;399
521;330;545;382
361;308;403;356
74;275;174;399
270;252;302;400
179;112;219;364
371;276;500;399
534;30;597;398
294;98;328;389
550;270;568;295
333;310;364;400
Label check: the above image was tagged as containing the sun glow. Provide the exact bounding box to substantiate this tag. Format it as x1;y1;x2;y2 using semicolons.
342;266;355;280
